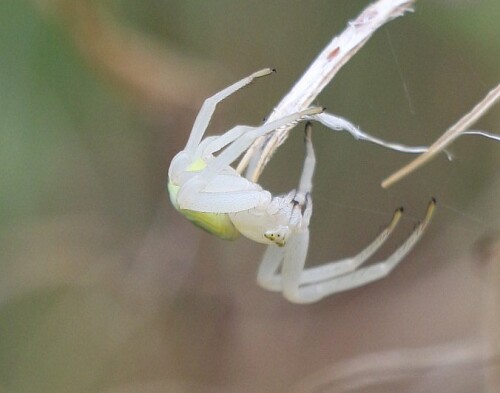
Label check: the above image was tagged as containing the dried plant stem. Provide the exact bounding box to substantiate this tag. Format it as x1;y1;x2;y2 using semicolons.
237;0;416;182
482;238;500;392
381;84;500;188
292;340;497;393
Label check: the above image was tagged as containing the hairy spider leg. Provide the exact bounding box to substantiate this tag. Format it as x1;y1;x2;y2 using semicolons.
184;68;275;155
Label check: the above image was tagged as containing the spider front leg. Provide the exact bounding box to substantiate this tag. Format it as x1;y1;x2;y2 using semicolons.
257;207;404;292
261;204;435;304
256;123;436;303
299;200;436;303
268;201;435;303
256;122;316;295
184;68;275;155
177;108;322;212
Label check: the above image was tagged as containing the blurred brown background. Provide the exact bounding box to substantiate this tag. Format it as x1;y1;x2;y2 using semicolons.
0;1;498;392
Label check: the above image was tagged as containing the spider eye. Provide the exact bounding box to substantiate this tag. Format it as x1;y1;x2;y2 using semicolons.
264;231;287;247
264;233;275;240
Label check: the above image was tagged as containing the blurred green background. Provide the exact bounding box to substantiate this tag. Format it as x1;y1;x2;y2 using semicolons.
0;1;499;393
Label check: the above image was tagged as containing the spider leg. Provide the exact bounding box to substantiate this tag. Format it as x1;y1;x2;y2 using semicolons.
257;122;316;293
257;207;403;292
203;111;321;168
200;125;254;159
282;230;310;301
294;208;403;284
179;186;272;213
184;68;275;155
257;244;286;291
284;200;435;303
255;123;435;303
178;107;323;210
298;122;315;196
204;108;322;179
200;114;316;162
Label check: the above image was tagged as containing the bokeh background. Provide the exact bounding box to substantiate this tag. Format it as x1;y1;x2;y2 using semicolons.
1;1;499;392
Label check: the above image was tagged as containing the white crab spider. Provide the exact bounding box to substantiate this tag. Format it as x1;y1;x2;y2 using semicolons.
168;68;436;304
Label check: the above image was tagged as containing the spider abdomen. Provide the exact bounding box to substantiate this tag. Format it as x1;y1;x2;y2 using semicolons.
168;181;241;240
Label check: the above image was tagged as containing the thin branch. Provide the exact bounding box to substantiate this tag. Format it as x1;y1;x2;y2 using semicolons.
237;0;416;182
382;83;500;188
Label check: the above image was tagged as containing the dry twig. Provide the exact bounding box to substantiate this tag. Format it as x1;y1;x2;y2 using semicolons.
292;339;498;393
238;0;417;182
382;84;500;188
